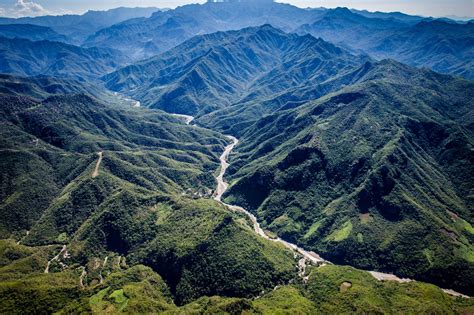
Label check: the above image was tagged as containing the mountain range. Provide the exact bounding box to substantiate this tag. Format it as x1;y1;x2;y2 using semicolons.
298;8;474;79
0;7;160;44
103;25;367;116
0;1;473;314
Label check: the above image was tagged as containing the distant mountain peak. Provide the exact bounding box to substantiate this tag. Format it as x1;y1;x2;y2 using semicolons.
207;0;274;3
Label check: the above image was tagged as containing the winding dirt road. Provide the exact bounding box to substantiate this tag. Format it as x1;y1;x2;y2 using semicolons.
91;151;103;178
79;267;87;288
44;245;67;273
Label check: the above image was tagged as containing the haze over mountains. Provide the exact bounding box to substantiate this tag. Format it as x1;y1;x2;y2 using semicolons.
0;7;161;44
0;1;473;314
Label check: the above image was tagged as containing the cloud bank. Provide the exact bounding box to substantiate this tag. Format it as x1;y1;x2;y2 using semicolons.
0;0;50;17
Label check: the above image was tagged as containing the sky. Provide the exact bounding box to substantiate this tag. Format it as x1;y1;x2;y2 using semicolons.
0;0;472;19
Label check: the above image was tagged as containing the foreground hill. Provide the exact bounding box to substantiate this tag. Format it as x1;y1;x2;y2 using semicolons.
0;37;127;80
1;242;472;314
104;25;366;116
0;75;472;313
223;60;474;295
0;75;298;307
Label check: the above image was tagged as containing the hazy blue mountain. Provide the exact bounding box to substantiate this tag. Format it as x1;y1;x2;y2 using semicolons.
297;7;407;53
0;37;127;80
0;7;160;44
0;24;67;42
84;3;473;79
103;25;366;116
370;20;474;79
84;1;324;60
298;11;474;79
351;9;425;24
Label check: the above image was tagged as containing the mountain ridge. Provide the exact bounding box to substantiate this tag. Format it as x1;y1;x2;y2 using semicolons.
103;24;367;116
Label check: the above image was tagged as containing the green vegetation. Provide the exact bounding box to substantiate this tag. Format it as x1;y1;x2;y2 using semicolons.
2;239;472;314
0;18;473;312
305;265;474;314
253;286;316;314
325;220;352;242
104;25;364;117
0;77;296;312
224;60;474;295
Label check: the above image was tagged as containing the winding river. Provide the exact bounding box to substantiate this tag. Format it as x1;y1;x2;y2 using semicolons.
212;134;470;298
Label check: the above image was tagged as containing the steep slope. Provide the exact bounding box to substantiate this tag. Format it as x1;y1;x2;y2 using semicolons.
0;91;225;238
84;0;324;60
0;7;160;44
0;37;127;80
196;58;379;135
223;60;474;295
104;25;366;116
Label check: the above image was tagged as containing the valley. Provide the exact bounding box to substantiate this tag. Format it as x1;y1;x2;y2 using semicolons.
0;0;472;313
209;120;470;298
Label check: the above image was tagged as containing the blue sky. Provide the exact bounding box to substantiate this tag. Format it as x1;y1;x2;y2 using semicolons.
0;0;473;19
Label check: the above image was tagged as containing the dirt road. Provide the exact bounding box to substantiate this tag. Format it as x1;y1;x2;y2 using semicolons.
91;151;103;178
44;245;66;273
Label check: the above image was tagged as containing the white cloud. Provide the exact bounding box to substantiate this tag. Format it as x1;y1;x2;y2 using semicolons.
14;0;49;16
0;0;50;18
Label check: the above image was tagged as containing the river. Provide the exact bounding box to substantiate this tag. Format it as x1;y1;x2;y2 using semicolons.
212;134;470;298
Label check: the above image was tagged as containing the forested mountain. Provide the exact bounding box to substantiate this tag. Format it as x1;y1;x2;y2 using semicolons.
0;37;127;79
0;74;301;312
0;2;473;314
0;7;160;44
222;60;474;294
0;77;472;311
103;25;367;115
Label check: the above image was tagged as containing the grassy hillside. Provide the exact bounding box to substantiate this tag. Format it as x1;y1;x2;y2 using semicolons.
223;60;474;295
